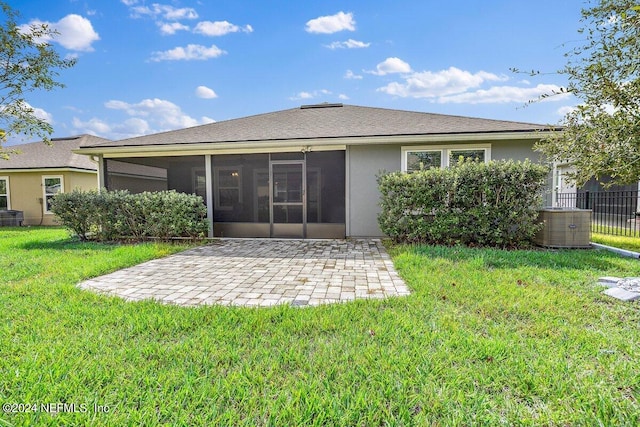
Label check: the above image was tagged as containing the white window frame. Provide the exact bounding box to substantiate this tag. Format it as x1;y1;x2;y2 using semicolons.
42;175;64;214
0;176;10;210
401;144;491;172
213;166;243;211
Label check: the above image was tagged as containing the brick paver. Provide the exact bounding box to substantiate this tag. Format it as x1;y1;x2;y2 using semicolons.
78;239;410;307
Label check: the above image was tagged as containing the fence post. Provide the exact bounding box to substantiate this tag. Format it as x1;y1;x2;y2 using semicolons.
585;191;590;210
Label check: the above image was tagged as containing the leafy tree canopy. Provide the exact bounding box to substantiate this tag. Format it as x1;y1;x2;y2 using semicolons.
535;0;640;186
0;1;75;159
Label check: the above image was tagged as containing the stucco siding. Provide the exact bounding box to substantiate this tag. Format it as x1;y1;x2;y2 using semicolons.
2;171;97;226
490;139;553;205
490;139;539;162
347;139;551;237
347;144;400;237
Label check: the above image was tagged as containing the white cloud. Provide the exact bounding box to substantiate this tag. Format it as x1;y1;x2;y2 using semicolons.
195;86;218;99
105;98;204;129
50;15;100;51
33;106;53;124
437;83;568;104
556;103;615;118
557;105;576;116
19;14;100;52
377;66;508;98
11;102;54;124
120;117;151;134
194;20;253;36
130;4;198;20
293;92;313;100
122;1;253;42
306;11;355;34
150;44;226;61
344;69;363;80
369;57;412;76
74;98;212;139
374;65;569;105
325;39;370;49
158;22;189;35
289;89;331;101
338;94;349;100
73;116;151;139
72;117;111;135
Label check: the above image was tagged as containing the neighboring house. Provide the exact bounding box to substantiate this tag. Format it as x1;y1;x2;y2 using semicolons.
0;135;106;225
76;103;558;238
0;134;168;226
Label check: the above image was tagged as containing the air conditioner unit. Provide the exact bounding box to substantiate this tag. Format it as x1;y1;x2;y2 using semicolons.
534;208;591;248
0;210;24;227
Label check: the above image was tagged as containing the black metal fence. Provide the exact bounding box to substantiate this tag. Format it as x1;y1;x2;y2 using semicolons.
556;190;640;237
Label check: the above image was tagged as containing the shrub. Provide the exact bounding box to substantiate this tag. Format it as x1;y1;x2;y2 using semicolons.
49;189;101;241
51;189;208;241
377;160;549;248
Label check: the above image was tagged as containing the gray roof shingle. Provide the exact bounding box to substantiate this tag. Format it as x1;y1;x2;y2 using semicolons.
0;134;110;170
82;104;555;149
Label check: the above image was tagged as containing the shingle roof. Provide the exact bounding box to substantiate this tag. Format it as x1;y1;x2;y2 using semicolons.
0;134;110;170
83;104;556;149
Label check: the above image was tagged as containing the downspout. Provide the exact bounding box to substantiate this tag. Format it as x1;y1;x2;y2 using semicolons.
205;154;214;238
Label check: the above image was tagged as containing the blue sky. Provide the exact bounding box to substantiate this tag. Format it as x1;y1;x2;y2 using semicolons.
8;0;583;144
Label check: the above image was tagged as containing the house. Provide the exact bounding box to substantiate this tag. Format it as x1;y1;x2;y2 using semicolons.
76;103;558;238
0;134;168;226
0;135;105;225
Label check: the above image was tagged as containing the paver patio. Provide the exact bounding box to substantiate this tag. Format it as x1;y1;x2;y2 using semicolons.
78;239;410;307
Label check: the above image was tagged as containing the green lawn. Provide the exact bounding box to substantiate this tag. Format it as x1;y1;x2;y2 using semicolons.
1;228;639;425
591;232;640;253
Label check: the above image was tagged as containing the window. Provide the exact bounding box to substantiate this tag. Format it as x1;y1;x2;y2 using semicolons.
402;145;490;172
42;176;63;213
406;150;442;171
0;177;9;210
214;167;242;210
449;149;485;166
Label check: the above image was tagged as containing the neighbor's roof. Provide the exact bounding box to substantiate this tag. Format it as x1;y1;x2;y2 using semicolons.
0;134;110;171
81;104;557;149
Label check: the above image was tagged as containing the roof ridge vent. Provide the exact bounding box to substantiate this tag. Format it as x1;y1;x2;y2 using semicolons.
300;103;343;109
51;136;81;141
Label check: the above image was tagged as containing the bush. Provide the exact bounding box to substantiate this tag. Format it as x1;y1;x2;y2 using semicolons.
50;189;208;241
49;189;101;241
377;160;549;248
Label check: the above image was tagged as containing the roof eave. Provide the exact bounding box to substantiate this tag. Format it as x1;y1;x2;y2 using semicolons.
0;167;97;173
74;130;557;158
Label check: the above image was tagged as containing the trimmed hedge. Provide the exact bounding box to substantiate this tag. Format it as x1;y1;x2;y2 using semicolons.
377;160;549;247
50;189;208;241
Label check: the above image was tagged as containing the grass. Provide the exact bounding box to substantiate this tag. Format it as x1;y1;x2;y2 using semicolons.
1;227;639;425
591;232;640;252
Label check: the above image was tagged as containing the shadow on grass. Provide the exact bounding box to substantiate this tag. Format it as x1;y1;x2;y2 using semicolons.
18;238;117;251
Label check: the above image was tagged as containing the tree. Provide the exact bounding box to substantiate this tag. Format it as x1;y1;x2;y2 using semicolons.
0;1;75;159
535;0;640;186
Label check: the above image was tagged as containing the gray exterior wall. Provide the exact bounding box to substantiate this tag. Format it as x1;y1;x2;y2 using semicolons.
347;144;400;237
347;139;551;237
491;139;553;205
